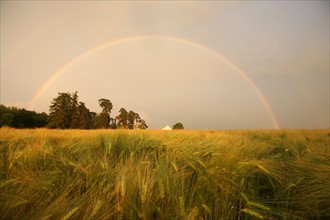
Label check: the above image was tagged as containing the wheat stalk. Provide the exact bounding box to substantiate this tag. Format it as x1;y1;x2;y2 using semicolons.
141;183;147;204
187;207;199;220
248;201;271;211
91;200;103;216
201;204;211;214
179;196;187;219
61;207;79;220
165;176;170;195
241;208;264;219
158;179;165;199
121;177;126;199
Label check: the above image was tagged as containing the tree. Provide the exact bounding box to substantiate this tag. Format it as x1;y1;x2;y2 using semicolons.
117;108;128;128
93;98;113;129
128;110;140;129
46;92;148;130
173;122;184;130
0;105;48;128
90;112;97;129
109;117;117;129
49;92;73;129
137;119;148;129
48;91;91;129
35;112;49;127
0;112;14;127
115;108;148;129
93;112;110;129
98;99;113;114
76;102;92;129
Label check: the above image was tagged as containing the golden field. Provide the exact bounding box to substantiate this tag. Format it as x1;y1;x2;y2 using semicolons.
0;128;329;219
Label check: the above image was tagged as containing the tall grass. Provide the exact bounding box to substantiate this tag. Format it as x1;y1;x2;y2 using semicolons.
0;128;329;219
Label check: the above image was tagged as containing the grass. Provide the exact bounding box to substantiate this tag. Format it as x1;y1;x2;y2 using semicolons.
0;127;329;219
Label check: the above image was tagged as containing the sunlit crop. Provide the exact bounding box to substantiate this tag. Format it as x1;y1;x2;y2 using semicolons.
0;128;329;219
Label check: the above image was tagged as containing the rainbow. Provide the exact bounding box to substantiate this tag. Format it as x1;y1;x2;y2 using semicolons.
28;35;280;129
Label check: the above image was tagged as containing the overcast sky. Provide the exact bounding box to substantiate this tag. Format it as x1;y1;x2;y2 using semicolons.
1;1;329;129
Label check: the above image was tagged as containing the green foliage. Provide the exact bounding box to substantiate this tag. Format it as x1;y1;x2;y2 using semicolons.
0;105;48;128
93;112;110;129
117;108;128;128
137;119;148;129
98;99;113;114
93;99;113;129
47;91;148;130
116;109;148;129
173;122;184;130
127;110;138;129
76;102;93;129
48;92;93;129
3;91;147;130
49;92;76;129
1;128;329;219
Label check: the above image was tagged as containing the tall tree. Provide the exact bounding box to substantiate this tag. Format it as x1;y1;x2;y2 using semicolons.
133;112;141;129
117;108;128;128
98;99;113;114
48;91;91;129
127;110;138;129
76;102;92;129
49;92;73;129
94;98;113;129
117;109;148;129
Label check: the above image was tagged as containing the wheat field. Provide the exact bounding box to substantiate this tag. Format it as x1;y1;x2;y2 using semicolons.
0;128;329;219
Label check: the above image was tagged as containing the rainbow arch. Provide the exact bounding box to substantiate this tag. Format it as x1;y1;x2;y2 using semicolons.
28;35;280;129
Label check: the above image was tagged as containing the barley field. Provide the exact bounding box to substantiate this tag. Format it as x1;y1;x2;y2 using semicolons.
0;128;329;220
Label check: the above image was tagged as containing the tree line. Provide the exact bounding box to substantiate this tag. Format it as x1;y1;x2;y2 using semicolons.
0;91;148;129
0;105;48;128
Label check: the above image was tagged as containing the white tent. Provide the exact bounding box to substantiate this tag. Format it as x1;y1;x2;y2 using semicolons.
161;125;172;130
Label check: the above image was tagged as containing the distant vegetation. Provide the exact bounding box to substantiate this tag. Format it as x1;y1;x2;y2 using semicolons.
48;91;147;130
0;105;48;128
1;128;329;219
173;122;184;130
0;91;148;129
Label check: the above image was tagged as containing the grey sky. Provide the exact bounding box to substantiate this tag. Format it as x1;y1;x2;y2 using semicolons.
1;1;329;129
